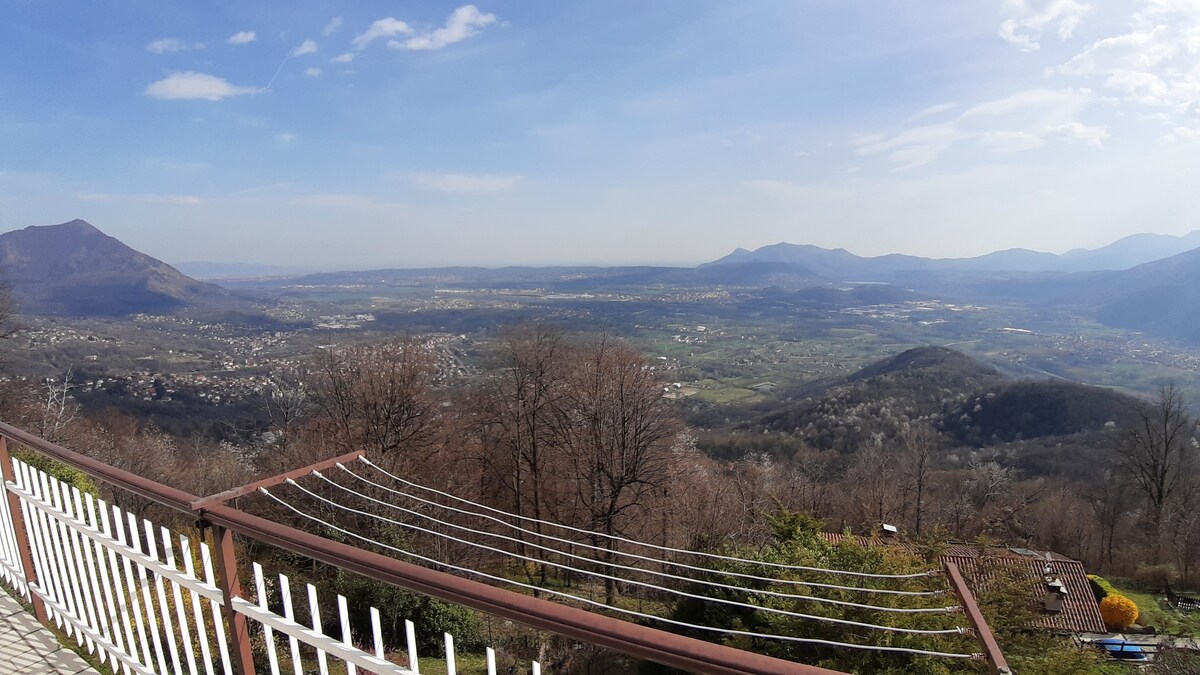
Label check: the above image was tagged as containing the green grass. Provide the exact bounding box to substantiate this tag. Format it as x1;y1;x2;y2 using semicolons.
1106;580;1200;637
691;387;759;404
275;649;496;675
416;652;490;674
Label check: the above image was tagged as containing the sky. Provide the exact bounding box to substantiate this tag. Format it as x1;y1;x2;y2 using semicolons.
2;0;1200;269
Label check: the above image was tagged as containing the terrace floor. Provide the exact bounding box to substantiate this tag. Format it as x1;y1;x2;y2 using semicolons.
0;592;100;674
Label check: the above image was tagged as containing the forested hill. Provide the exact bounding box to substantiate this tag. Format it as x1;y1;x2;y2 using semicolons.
746;346;1005;451
941;380;1141;447
738;346;1140;457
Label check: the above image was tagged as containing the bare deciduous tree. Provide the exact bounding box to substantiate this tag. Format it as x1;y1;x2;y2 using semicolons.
259;365;314;451
845;436;900;532
898;423;939;535
39;371;79;443
1118;382;1198;562
555;334;681;604
1090;469;1131;567
311;338;440;466
474;322;570;588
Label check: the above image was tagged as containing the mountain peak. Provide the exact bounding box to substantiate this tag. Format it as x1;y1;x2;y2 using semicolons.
0;220;230;316
26;219;104;235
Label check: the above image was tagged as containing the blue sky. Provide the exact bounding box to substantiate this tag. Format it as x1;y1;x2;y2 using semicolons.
2;1;1200;269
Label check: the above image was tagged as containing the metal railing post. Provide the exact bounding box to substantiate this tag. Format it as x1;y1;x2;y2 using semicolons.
944;561;1012;675
0;435;48;623
212;523;257;675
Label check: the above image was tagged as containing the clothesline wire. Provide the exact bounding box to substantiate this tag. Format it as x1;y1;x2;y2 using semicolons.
260;487;981;661
315;469;957;613
358;457;939;581
280;479;966;637
339;463;947;597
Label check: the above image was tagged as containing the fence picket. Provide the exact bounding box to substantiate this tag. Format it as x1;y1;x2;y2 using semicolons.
93;495;141;675
199;541;234;675
83;492;127;668
17;461;63;628
45;475;88;643
181;535;218;675
308;583;330;675
445;632;457;675
405;619;419;674
125;510;170;673
371;606;384;661
142;519;184;675
52;477;101;653
280;573;304;675
0;464;25;596
107;502;156;671
33;468;75;634
254;562;281;674
161;527;200;675
338;594;357;675
64;482;112;662
486;647;497;675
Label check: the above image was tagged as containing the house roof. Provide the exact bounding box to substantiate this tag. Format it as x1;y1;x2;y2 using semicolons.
818;533;1106;634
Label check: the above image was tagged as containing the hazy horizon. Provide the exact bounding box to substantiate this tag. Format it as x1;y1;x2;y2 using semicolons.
4;1;1200;268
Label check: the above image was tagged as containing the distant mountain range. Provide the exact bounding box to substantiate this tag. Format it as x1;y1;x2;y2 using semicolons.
705;230;1200;277
4;220;1200;345
0;220;232;316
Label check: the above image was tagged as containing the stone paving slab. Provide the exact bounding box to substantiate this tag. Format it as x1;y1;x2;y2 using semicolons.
0;592;100;674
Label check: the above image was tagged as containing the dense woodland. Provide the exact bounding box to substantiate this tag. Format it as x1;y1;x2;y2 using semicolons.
3;313;1200;672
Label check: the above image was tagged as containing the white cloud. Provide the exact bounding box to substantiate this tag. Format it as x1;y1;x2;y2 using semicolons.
1046;4;1200;120
1050;26;1175;77
276;132;296;147
144;71;259;101
998;0;1091;51
907;102;958;121
1159;124;1200;143
980;130;1047;151
292;39;318;56
76;192;203;205
958;87;1087;119
1052;121;1110;146
305;67;322;78
395;5;497;51
413;172;523;194
352;18;414;49
855;124;970;169
227;31;256;45
146;38;204;54
331;52;354;64
856;88;1100;168
323;16;343;36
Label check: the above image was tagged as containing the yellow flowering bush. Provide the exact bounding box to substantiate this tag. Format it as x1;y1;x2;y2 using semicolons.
1099;594;1139;631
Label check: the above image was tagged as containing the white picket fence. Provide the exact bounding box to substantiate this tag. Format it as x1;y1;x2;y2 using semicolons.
0;456;541;675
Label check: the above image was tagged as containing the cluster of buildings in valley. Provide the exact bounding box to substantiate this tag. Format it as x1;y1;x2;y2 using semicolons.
314;313;376;329
19;324;119;348
839;299;988;323
38;323;482;408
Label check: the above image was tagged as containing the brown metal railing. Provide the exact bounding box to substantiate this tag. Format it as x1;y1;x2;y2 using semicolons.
0;420;842;675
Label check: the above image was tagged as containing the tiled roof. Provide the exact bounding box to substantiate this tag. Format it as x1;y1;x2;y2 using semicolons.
817;533;1106;634
942;554;1106;634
